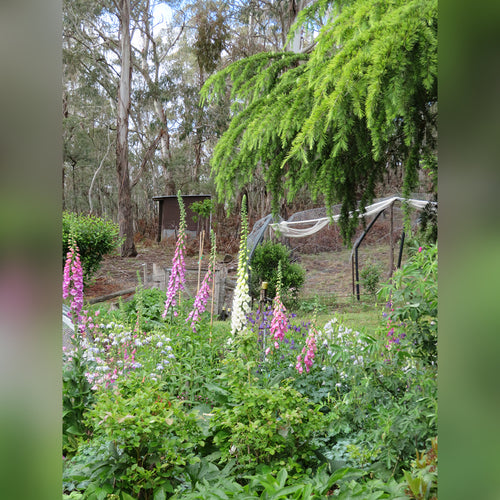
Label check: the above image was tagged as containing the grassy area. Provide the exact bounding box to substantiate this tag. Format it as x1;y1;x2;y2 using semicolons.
291;293;382;334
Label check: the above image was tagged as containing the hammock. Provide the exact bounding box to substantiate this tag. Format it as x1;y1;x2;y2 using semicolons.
269;197;436;238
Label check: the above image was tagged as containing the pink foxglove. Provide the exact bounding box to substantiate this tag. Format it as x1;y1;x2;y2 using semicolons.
163;192;187;318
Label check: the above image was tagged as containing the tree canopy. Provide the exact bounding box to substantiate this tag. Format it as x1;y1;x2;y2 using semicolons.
201;0;437;241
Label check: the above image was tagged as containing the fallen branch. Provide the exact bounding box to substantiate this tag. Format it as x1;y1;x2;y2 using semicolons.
86;287;137;304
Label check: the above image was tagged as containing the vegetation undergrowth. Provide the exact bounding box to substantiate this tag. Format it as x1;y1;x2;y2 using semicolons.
63;213;437;499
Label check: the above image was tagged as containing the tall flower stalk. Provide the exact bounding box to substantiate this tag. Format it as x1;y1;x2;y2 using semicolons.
231;196;251;337
296;304;319;374
187;230;217;332
162;191;187;318
62;236;84;331
265;261;288;356
296;327;318;374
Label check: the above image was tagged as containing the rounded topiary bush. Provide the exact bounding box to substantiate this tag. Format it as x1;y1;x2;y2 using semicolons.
63;211;121;282
250;240;305;305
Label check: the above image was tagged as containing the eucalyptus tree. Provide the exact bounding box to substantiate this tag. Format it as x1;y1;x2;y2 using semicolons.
63;0;186;255
63;0;119;215
201;0;438;241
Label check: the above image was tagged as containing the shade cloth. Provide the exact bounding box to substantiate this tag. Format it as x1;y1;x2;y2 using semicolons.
269;197;436;238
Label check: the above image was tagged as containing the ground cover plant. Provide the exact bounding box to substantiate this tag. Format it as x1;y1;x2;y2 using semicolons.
63;205;437;499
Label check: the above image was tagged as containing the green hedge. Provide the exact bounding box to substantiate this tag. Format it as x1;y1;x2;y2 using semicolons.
63;212;121;282
249;240;305;305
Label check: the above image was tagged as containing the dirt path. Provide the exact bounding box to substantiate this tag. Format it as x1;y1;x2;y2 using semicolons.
84;239;392;305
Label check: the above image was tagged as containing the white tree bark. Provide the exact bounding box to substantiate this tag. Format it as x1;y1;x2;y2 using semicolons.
116;0;137;257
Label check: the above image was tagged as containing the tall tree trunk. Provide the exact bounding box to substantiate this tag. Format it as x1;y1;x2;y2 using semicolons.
138;2;175;196
116;0;137;257
285;0;307;52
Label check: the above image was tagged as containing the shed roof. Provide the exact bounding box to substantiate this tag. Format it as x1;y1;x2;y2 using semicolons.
152;194;211;200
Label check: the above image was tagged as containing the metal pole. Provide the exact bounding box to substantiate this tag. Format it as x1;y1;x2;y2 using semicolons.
397;230;406;268
355;246;360;301
260;282;268;355
353;209;386;301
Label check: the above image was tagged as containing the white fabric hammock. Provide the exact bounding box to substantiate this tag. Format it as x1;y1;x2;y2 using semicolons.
269;197;436;238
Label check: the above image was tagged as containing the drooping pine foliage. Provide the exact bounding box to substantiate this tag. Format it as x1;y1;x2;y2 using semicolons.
201;0;437;242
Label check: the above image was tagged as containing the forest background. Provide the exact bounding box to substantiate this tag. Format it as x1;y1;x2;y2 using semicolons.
63;0;437;255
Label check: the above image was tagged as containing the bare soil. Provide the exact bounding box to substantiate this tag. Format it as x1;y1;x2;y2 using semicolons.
84;236;395;305
84;196;413;305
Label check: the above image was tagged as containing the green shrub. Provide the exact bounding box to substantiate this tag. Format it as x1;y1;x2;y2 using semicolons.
210;379;325;476
379;242;438;364
63;211;121;282
359;261;382;298
250;241;305;305
190;199;214;222
80;374;205;498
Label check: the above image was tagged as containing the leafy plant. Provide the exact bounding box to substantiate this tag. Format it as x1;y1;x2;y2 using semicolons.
417;200;438;245
81;373;205;499
63;341;95;458
63;211;121;282
190;199;214;223
210;378;325;476
122;287;167;331
403;437;437;500
359;261;382;298
379;242;438;364
250;241;305;306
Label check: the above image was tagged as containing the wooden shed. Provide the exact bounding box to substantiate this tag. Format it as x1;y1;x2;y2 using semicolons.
153;194;211;242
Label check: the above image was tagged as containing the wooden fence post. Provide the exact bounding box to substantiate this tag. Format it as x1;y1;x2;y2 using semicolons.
214;266;228;317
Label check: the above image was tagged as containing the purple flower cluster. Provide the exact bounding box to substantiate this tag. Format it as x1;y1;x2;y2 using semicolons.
62;241;84;326
383;301;406;350
386;327;407;349
247;305;272;345
163;194;187;318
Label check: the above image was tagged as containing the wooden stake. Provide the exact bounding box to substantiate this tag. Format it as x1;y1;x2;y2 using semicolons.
209;268;215;344
389;202;394;278
209;231;217;343
197;230;205;293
